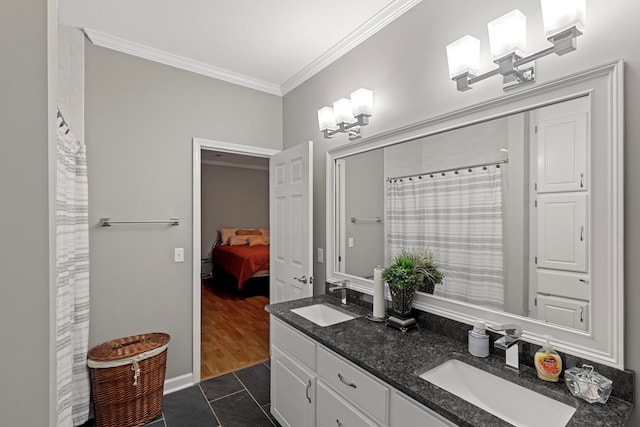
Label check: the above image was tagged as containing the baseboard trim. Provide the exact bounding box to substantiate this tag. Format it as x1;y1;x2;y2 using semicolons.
164;373;194;395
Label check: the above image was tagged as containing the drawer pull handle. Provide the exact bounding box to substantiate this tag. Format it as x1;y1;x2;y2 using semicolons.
580;307;584;322
579;226;584;242
306;379;312;403
338;373;357;388
336;419;342;427
580;173;584;188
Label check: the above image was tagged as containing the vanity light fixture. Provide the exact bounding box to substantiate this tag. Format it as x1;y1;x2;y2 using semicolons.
318;88;373;140
446;0;585;91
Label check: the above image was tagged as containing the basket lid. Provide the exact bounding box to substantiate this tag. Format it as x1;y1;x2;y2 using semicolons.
88;332;170;362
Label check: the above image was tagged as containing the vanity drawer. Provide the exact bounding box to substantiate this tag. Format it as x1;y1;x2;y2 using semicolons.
271;317;316;370
317;381;377;427
316;346;389;424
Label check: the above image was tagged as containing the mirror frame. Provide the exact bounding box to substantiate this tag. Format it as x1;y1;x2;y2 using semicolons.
326;60;624;369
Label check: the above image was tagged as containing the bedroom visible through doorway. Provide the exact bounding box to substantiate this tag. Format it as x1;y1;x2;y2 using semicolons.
194;140;278;381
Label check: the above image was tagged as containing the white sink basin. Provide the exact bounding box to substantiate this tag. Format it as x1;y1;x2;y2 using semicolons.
419;359;576;427
290;304;357;327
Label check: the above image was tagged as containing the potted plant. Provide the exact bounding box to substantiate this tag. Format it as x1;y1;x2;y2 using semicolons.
382;248;444;318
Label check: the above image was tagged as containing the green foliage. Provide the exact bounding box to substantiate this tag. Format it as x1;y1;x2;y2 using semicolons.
382;248;444;292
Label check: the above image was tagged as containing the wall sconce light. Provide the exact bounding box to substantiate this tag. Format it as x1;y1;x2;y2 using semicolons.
446;0;585;92
318;88;373;140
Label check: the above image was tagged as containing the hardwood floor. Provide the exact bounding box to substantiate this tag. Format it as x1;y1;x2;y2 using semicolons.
200;273;270;380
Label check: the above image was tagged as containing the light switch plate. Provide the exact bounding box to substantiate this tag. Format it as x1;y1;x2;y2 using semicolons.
174;247;184;263
317;248;324;263
348;237;354;248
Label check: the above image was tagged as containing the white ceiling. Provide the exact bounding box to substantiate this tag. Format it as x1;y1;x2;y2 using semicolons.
59;0;421;95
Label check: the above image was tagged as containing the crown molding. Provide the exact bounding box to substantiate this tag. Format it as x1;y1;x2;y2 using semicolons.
280;0;422;95
84;28;282;96
84;0;421;97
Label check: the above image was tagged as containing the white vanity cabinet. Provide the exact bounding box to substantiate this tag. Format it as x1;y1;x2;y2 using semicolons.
271;318;317;427
271;316;456;427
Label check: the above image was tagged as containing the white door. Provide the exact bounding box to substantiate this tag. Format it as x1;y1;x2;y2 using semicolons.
270;141;313;303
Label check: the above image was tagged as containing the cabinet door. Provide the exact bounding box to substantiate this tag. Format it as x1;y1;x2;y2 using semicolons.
536;112;588;193
537;294;588;331
537;193;587;272
271;346;316;427
316;381;378;427
390;391;457;427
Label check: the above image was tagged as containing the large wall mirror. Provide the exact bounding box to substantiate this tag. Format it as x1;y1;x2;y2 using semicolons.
326;61;624;368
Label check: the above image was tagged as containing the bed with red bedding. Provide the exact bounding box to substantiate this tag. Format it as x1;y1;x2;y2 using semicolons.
212;244;270;290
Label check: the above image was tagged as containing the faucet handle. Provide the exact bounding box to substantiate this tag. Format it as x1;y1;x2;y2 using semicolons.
488;324;522;338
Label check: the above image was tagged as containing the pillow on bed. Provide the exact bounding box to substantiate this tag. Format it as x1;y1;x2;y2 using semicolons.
247;235;267;246
220;228;238;245
258;228;270;244
236;228;262;236
229;235;249;246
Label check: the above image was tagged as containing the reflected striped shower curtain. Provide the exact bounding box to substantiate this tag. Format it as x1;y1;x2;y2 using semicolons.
56;113;90;426
387;166;504;310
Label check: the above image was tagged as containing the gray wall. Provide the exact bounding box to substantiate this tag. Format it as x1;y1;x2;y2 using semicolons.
201;164;269;256
282;0;640;422
0;1;54;425
85;41;282;379
343;149;385;277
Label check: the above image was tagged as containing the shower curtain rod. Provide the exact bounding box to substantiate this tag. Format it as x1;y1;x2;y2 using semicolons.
386;159;508;182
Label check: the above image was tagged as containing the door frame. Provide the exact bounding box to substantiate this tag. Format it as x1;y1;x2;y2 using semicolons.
192;137;279;382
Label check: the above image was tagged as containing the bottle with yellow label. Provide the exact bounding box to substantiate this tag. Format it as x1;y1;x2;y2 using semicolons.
534;336;562;382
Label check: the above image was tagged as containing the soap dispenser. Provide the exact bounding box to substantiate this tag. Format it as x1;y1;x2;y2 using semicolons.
534;336;562;382
468;321;490;357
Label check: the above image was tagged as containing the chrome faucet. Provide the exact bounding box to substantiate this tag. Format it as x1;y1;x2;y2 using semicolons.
488;324;522;371
328;280;349;305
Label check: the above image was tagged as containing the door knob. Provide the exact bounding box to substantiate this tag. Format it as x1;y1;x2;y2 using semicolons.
294;275;308;284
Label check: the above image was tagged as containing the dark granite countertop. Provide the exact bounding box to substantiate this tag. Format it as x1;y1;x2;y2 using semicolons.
267;294;634;427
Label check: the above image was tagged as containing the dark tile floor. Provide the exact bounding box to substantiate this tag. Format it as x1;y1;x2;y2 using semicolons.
83;361;280;427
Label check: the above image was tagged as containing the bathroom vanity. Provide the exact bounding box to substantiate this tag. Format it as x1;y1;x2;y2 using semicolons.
267;295;633;427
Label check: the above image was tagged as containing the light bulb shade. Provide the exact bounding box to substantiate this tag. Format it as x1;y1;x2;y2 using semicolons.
488;9;527;60
540;0;585;38
446;35;480;78
317;106;336;131
333;98;354;124
350;88;373;116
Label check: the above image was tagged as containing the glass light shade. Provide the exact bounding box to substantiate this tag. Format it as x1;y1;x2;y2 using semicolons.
446;35;480;78
333;98;354;124
350;88;373;116
540;0;585;38
317;106;336;131
487;9;527;60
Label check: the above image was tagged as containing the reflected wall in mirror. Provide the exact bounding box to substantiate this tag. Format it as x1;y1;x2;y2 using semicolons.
336;96;591;332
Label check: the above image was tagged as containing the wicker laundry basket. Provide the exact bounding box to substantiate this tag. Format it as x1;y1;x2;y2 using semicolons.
88;333;170;427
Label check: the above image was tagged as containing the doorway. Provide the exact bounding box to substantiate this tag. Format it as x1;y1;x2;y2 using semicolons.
192;138;279;381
